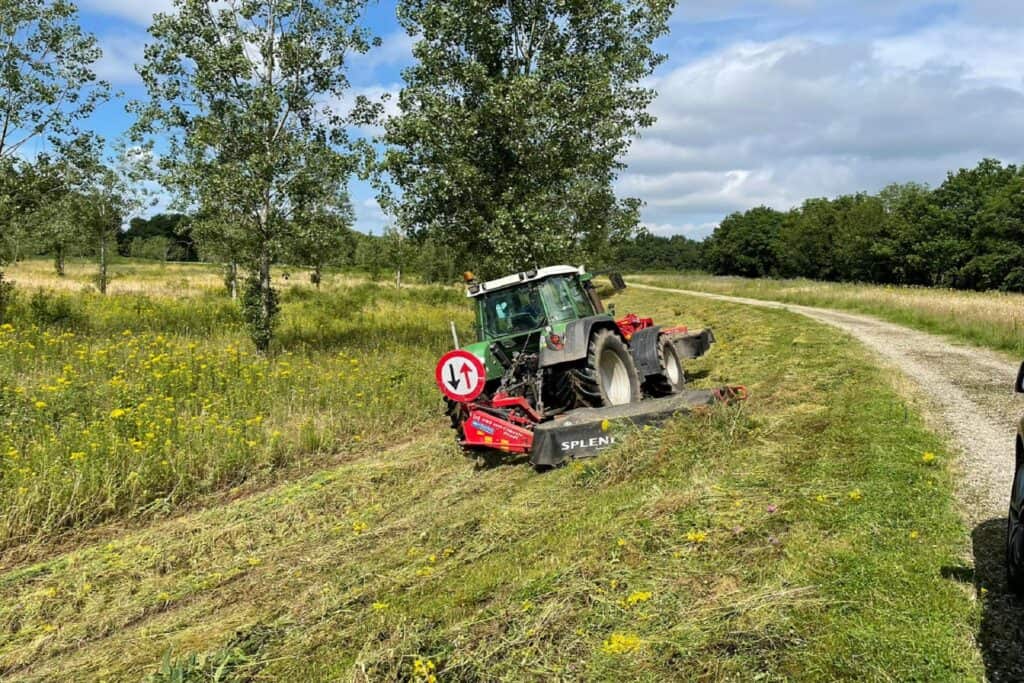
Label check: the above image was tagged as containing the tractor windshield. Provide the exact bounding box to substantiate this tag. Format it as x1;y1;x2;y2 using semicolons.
538;275;595;323
479;285;547;338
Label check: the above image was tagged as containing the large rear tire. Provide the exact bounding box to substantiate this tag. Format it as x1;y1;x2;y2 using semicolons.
646;336;685;397
571;329;642;408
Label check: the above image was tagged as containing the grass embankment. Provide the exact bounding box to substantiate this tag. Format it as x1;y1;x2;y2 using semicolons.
0;269;470;549
631;272;1024;357
0;281;982;680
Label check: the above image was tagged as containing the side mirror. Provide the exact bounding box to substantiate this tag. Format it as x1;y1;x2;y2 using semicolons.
1017;361;1024;394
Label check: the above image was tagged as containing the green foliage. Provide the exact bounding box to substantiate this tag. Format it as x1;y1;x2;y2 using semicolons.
610;229;702;272
241;272;279;353
704;207;783;277
0;0;108;161
287;206;358;284
706;159;1024;292
0;272;12;323
121;214;197;261
381;0;675;276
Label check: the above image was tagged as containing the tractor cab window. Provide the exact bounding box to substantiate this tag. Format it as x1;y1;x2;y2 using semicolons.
480;286;546;337
540;276;595;322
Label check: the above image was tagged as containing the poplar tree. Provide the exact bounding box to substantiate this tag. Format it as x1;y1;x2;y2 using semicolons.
134;0;376;351
381;0;675;275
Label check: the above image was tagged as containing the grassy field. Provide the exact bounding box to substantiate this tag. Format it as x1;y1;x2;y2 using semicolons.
0;261;982;680
0;259;471;550
631;272;1024;357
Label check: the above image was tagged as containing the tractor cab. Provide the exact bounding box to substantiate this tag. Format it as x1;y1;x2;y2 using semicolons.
471;266;603;341
464;266;610;380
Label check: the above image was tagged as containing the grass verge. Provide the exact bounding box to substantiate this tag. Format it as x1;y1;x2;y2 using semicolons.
0;288;982;681
630;271;1024;357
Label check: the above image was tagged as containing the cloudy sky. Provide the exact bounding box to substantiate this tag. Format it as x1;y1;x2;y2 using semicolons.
68;0;1024;239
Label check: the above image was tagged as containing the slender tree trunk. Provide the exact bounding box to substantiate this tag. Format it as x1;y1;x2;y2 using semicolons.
257;245;273;353
395;266;402;289
54;245;65;277
313;264;322;290
227;260;238;300
98;236;108;294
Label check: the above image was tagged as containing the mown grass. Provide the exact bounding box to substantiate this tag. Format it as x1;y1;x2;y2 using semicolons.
631;271;1024;357
0;282;982;681
0;272;470;549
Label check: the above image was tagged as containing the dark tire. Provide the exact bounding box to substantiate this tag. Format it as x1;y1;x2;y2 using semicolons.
571;328;641;408
646;336;685;397
444;399;465;441
1007;449;1024;594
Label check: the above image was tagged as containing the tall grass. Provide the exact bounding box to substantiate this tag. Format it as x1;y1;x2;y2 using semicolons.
0;276;470;548
631;272;1024;356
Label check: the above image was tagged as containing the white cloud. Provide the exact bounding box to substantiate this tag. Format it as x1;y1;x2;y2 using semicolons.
351;30;415;71
94;34;146;85
622;20;1024;238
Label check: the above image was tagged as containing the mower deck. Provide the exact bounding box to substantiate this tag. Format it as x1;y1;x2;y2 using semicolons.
529;387;745;469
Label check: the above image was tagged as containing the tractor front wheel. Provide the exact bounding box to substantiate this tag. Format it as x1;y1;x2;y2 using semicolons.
572;329;641;407
646;336;686;397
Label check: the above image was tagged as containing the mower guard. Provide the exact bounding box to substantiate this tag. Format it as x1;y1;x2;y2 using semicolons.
529;386;746;469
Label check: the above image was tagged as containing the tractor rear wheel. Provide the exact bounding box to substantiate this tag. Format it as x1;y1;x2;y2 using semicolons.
646;336;685;397
571;329;641;407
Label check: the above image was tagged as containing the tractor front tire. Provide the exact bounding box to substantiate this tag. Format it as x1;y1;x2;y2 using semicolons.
571;329;642;408
646;336;686;397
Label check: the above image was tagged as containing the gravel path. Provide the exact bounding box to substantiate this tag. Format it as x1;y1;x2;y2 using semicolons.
634;283;1024;680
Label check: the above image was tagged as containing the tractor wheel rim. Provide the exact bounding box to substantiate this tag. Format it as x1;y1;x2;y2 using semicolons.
600;348;630;405
665;347;681;384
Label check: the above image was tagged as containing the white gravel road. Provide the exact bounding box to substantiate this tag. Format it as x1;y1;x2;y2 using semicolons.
634;283;1024;681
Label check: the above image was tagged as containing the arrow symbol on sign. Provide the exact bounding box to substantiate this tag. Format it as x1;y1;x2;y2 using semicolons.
460;363;474;386
447;363;461;390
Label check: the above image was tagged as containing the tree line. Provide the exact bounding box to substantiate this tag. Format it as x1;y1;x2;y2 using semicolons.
0;0;675;351
703;159;1024;292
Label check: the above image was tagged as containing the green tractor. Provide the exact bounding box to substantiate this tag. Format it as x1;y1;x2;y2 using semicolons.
435;266;716;455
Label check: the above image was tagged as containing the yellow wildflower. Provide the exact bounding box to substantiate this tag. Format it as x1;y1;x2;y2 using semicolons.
601;632;642;655
848;489;863;501
922;452;936;464
109;408;126;419
685;530;707;543
34;401;47;409
909;530;920;540
372;601;389;611
352;520;368;534
626;590;652;606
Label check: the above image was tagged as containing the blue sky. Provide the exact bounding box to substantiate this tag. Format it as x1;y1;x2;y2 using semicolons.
63;0;1024;239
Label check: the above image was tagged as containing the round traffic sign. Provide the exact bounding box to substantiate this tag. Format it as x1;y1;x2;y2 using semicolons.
435;350;486;403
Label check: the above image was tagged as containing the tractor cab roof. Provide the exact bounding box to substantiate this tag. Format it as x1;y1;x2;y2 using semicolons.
467;265;585;298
